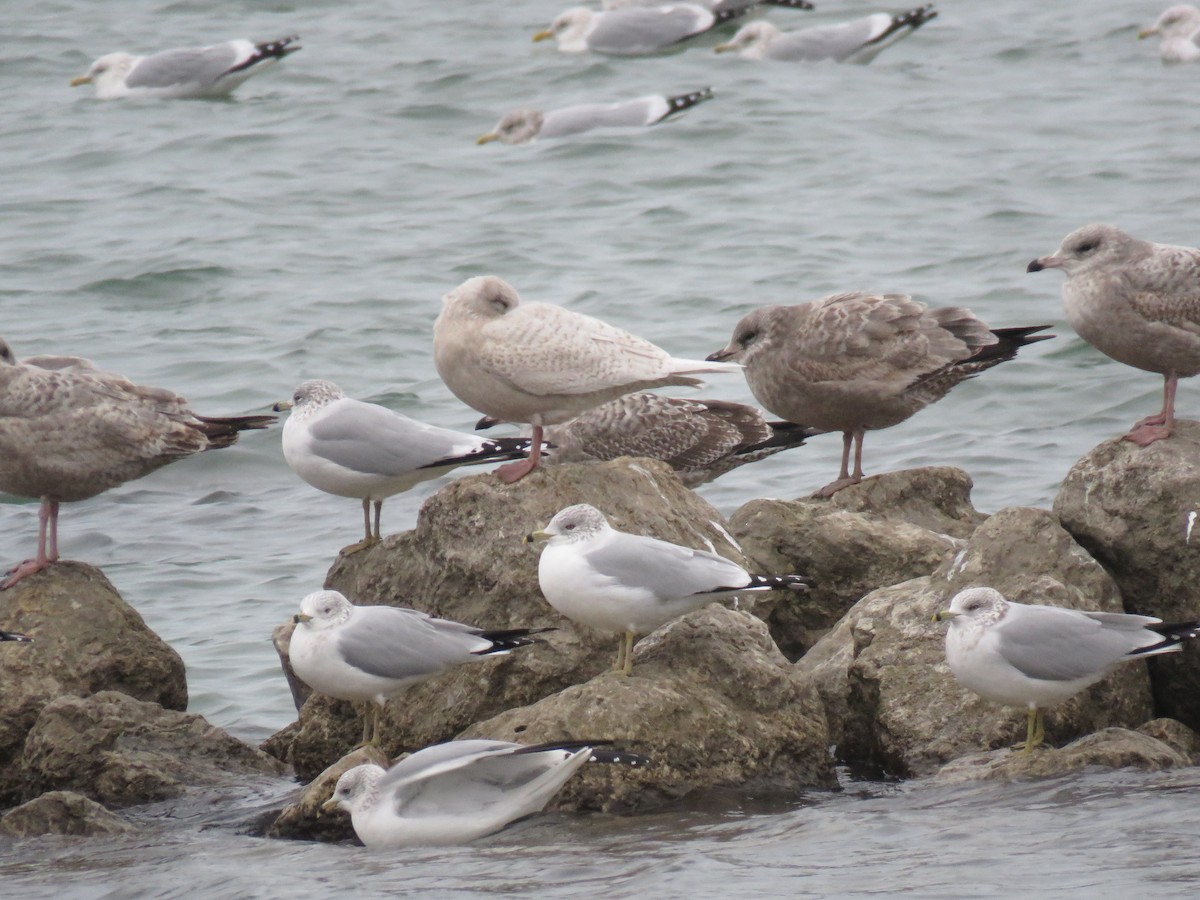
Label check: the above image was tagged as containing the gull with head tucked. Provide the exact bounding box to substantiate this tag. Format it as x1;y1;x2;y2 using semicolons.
433;276;739;483
715;4;937;63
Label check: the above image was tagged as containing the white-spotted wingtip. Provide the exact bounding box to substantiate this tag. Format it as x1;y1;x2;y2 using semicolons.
1187;510;1197;544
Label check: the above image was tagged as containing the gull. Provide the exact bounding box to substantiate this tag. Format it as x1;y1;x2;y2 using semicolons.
70;35;300;99
484;392;821;486
288;590;550;745
1139;5;1200;63
323;739;648;848
476;88;714;145
432;275;739;483
1029;224;1200;446
1;629;32;642
934;587;1200;752
707;293;1052;496
715;4;936;62
532;3;746;55
274;380;532;550
0;337;275;590
605;0;813;11
525;503;814;674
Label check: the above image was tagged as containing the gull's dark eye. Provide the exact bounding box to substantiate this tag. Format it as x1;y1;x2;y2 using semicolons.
564;523;576;531
1076;242;1096;254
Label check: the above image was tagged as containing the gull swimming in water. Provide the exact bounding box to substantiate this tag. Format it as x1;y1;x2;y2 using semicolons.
525;503;813;674
274;380;531;550
323;739;648;848
714;4;936;62
0;337;275;590
1138;5;1200;63
935;587;1200;752
433;275;739;483
1029;223;1200;446
707;293;1052;496
70;35;300;99
288;590;549;745
533;4;746;55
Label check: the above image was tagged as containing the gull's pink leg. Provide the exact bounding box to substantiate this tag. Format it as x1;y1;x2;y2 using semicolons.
816;429;866;498
1127;373;1178;446
2;497;55;590
47;499;60;561
497;423;543;484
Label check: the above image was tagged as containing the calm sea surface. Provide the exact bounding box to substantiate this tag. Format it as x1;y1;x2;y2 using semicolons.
3;0;1200;894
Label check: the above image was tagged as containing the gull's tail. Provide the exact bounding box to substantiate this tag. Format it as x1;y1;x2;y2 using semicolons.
421;436;534;470
232;35;302;75
195;413;278;449
743;573;816;592
1130;619;1200;657
472;627;556;655
656;87;714;125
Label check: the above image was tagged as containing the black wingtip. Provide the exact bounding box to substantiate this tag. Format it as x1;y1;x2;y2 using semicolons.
511;740;651;767
256;35;302;59
762;0;816;9
0;629;32;642
662;87;715;122
474;626;556;654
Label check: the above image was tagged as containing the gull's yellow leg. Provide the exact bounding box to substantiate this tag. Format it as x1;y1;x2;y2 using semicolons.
1030;708;1045;749
613;635;626;673
371;703;383;746
619;632;635;677
358;702;372;746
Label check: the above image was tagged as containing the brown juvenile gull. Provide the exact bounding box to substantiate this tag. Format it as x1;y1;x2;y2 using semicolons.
476;88;713;146
532;3;748;55
715;4;936;62
274;379;531;551
0;337;275;589
432;276;740;483
1028;223;1200;446
1139;5;1200;63
706;293;1052;496
480;392;821;486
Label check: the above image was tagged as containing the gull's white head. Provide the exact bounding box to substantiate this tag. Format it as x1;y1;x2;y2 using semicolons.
1026;223;1150;280
715;21;781;59
534;8;595;50
477;109;545;146
441;275;522;322
294;589;354;629
534;503;612;545
71;52;136;95
1140;5;1200;39
322;763;386;815
935;587;1009;629
277;379;346;415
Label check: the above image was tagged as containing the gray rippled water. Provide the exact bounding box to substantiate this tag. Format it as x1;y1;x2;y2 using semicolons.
4;0;1200;894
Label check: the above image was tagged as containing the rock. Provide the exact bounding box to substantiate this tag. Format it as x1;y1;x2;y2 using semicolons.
269;461;763;781
0;790;136;837
730;467;982;659
1137;717;1200;764
0;562;187;804
460;605;836;813
272;620;310;713
16;690;287;807
266;745;388;843
796;507;1155;776
934;728;1191;783
1054;423;1200;730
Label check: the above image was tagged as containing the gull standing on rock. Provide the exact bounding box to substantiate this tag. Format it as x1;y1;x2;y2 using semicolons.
274;380;531;550
1139;5;1200;63
1028;223;1200;446
288;590;550;746
533;4;747;55
934;587;1200;752
714;4;937;62
324;739;648;848
0;338;275;590
707;293;1052;496
70;36;301;99
525;503;814;674
433;275;739;483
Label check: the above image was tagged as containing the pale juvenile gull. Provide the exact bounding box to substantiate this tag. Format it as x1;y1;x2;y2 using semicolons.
288;590;550;745
934;587;1200;752
273;380;531;551
481;392;822;486
0;337;275;590
1;629;32;642
433;275;739;483
323;739;648;848
70;35;300;99
1028;223;1200;446
477;88;713;145
605;0;813;12
525;503;814;674
715;4;936;62
707;293;1052;496
1139;5;1200;63
532;4;747;55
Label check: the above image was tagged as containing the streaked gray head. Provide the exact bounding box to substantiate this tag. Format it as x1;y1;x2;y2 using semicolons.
947;587;1009;628
545;503;611;542
713;305;787;366
0;338;15;365
442;275;522;322
1150;4;1200;36
298;589;354;627
329;763;386;812
550;7;594;38
87;52;135;81
291;379;346;410
491;109;545;145
1030;224;1148;278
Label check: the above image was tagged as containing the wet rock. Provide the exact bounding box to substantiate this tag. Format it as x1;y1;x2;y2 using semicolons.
0;790;136;837
1054;423;1200;730
796;507;1154;776
269;461;761;781
1136;717;1200;764
730;467;982;659
0;562;187;803
272;620;310;713
17;690;287;807
266;745;388;844
460;605;836;813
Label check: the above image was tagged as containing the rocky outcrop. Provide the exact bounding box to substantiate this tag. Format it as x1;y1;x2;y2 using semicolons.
0;562;187;804
730;467;983;660
0;790;136;837
1054;423;1200;731
795;506;1155;776
267;745;388;843
269;460;767;780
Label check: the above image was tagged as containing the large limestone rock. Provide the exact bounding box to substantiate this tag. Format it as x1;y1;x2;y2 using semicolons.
0;790;136;837
16;690;286;807
796;506;1155;776
270;460;764;781
1054;424;1200;730
0;563;187;803
730;467;983;659
267;745;388;843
